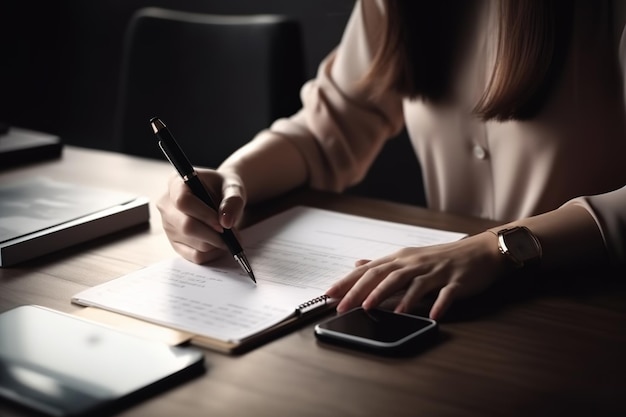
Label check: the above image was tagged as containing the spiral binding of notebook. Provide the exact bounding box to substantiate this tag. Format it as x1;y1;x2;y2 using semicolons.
296;295;336;316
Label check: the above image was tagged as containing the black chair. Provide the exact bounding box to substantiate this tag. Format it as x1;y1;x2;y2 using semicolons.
113;7;305;168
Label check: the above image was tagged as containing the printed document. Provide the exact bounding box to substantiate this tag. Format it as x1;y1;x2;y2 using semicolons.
73;206;466;343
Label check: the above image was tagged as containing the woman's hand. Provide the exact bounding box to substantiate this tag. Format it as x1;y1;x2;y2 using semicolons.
325;232;507;320
156;168;246;264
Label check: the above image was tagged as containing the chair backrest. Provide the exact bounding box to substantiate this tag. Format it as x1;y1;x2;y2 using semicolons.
114;7;305;168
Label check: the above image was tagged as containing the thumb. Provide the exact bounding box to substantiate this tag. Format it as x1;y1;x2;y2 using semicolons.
219;183;245;229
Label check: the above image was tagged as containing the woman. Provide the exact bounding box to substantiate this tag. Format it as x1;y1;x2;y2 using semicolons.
157;0;626;320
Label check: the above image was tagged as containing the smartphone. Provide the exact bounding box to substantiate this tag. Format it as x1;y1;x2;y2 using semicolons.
314;307;438;354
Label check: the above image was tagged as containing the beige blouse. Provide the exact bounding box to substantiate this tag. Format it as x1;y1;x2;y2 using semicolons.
247;0;626;264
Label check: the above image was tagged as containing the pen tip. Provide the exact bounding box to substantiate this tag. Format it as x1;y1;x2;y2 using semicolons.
234;253;256;284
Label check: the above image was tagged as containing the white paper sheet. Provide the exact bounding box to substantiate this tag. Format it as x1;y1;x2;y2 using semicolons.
72;206;466;343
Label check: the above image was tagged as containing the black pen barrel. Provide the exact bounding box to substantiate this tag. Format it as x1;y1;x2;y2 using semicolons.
151;116;254;283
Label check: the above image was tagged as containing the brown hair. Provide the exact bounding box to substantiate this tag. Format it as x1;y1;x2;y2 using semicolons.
364;0;574;120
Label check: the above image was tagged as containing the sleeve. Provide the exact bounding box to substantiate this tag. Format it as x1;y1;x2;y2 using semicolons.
252;0;405;192
566;186;626;264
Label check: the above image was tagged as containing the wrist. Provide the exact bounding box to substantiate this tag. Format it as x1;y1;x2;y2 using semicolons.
477;231;511;276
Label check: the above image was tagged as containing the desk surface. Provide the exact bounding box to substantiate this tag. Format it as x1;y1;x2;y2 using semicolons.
1;147;625;417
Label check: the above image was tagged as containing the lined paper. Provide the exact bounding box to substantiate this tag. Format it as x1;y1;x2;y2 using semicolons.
72;206;466;343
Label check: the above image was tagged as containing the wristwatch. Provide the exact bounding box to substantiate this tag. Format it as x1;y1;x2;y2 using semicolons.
494;226;542;269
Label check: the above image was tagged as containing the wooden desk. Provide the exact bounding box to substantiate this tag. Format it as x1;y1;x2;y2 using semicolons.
1;147;625;417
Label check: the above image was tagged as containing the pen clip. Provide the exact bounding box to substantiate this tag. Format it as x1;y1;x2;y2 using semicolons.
158;141;174;167
158;140;190;179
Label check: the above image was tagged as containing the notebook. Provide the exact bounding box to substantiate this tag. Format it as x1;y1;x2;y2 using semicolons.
72;206;466;354
0;177;150;266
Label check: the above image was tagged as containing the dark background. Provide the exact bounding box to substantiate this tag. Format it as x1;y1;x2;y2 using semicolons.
0;0;424;206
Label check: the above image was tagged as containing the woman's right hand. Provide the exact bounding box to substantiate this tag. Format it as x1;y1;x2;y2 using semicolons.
156;168;247;264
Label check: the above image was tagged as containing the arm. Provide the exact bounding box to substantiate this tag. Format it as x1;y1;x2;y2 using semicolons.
326;2;626;319
217;131;309;205
327;187;624;320
157;0;405;263
220;0;404;202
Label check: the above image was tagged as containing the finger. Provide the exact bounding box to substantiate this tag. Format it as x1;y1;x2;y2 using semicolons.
327;254;395;296
219;182;245;229
161;213;226;251
170;240;224;265
361;267;423;311
393;272;443;314
354;259;371;267
325;267;366;299
326;256;389;299
428;283;463;320
336;261;399;313
168;177;223;232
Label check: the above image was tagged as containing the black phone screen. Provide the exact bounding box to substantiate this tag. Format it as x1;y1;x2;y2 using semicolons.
314;307;437;351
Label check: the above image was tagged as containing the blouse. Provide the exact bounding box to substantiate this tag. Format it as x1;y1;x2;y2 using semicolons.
245;0;626;264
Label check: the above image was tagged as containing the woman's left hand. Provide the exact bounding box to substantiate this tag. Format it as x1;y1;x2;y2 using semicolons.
325;231;507;320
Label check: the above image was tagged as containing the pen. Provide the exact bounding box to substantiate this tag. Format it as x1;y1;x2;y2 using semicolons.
150;117;256;284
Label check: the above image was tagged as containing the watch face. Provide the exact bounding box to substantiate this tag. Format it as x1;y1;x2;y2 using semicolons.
502;228;541;263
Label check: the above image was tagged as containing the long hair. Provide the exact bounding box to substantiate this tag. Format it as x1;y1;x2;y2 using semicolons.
364;0;575;120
